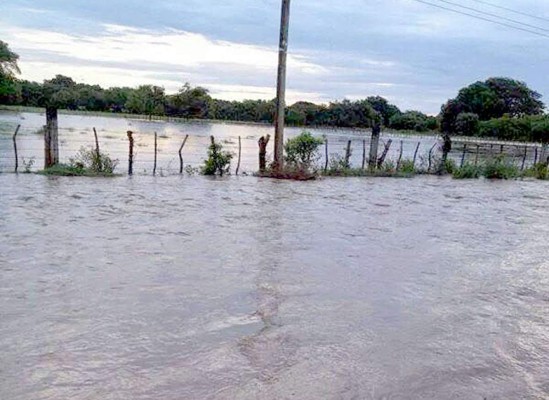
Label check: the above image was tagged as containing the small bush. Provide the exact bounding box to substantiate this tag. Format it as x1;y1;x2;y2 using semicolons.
70;146;118;174
523;163;548;180
398;159;416;174
453;163;482;179
483;156;519;179
40;163;87;176
202;137;233;176
285;131;324;170
40;147;118;176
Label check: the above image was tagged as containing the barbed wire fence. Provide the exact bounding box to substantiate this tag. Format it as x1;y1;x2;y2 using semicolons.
0;124;547;175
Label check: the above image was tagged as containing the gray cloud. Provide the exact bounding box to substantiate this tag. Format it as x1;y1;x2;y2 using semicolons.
2;0;549;113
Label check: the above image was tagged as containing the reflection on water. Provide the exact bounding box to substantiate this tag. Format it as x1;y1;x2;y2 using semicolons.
1;174;549;399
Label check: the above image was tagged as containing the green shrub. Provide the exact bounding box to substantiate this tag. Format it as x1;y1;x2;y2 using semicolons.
70;146;118;174
523;163;548;180
479;116;531;141
284;131;324;169
453;163;482;179
39;163;87;176
398;159;416;174
483;156;519;179
40;147;118;176
202;137;233;176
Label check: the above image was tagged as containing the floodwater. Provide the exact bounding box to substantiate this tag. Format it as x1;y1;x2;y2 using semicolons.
1;173;548;399
0;111;438;174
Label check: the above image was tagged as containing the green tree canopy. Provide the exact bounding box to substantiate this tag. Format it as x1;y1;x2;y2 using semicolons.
440;77;545;133
125;85;165;116
0;41;20;100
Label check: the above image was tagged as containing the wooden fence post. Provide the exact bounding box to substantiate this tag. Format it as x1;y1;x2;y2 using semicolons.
236;136;242;175
258;134;270;173
324;136;329;172
344;140;352;168
377;139;393;168
179;134;189;174
13;125;20;173
412;142;420;168
127;130;134;176
475;144;480;166
460;143;467;168
362;139;366;170
427;142;437;172
153;132;158;176
369;122;381;170
534;146;538;165
44;107;59;168
396;140;403;170
521;145;527;171
93;127;100;158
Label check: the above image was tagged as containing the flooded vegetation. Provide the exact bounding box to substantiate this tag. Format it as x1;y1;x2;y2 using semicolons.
1;173;549;399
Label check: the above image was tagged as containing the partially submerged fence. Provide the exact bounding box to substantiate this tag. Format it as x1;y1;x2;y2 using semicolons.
0;123;547;175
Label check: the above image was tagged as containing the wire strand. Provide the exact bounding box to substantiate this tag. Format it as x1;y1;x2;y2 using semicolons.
435;0;549;33
411;0;549;38
468;0;549;24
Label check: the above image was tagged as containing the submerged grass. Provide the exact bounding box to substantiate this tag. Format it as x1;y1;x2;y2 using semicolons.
38;164;119;177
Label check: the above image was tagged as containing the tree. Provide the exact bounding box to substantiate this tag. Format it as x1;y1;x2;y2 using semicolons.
0;41;20;102
389;110;437;132
42;75;79;109
366;96;401;127
440;77;544;133
166;83;212;119
105;87;132;112
455;112;480;136
125;85;165;117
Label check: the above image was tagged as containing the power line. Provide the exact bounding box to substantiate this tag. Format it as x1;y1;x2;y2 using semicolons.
469;0;549;24
411;0;549;39
435;0;549;33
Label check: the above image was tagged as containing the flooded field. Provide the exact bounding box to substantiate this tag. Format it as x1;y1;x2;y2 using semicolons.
0;111;439;174
1;173;549;399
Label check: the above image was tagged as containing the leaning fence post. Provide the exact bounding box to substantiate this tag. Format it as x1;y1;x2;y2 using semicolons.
396;140;403;170
521;145;527;171
427;142;437;172
460;143;467;168
178;134;189;174
153;132;158;176
12;125;20;173
344;140;352;168
534;146;539;165
93;127;100;158
324;136;329;172
412;142;420;168
377;139;393;168
474;144;480;166
236;136;242;176
127;130;134;176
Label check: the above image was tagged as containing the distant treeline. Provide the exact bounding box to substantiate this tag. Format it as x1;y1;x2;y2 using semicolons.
1;75;438;131
1;36;549;142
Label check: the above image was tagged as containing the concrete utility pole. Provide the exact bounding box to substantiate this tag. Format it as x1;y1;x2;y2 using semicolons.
274;0;291;172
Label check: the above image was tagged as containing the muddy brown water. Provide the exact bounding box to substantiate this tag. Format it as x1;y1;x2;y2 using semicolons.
1;173;548;399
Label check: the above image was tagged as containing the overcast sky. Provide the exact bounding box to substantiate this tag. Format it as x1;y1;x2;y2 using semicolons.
1;0;549;114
